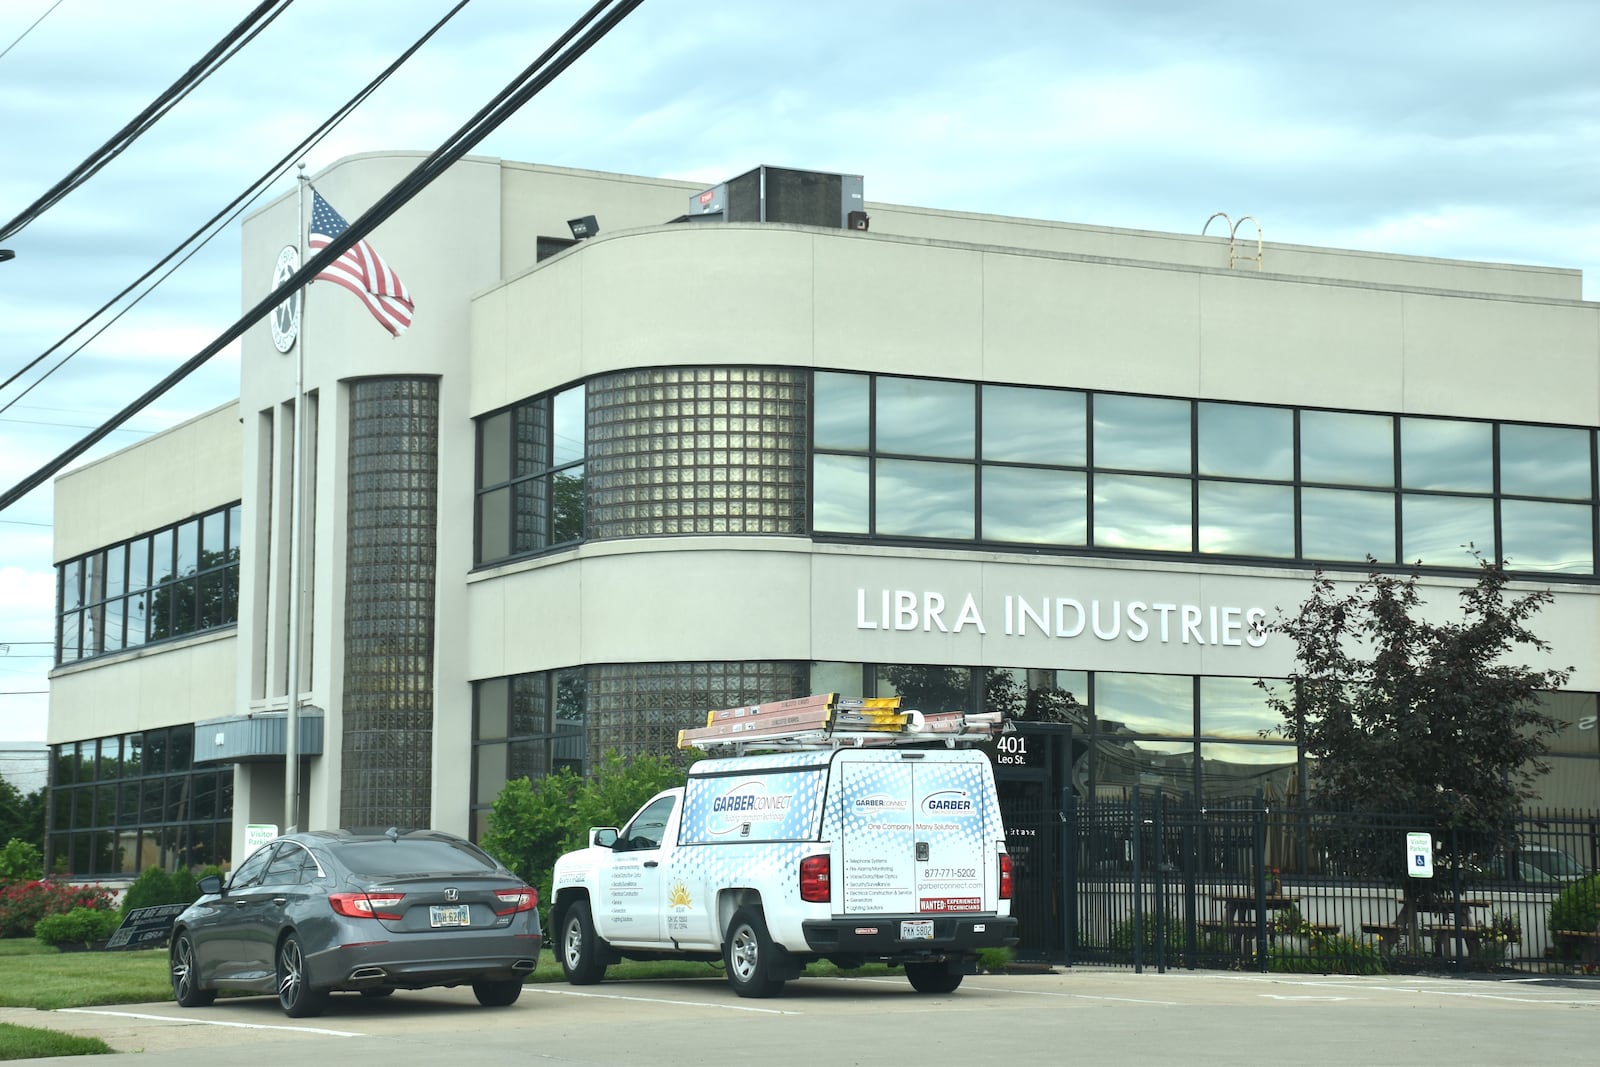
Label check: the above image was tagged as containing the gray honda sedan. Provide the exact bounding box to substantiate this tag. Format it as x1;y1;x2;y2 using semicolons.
168;828;541;1017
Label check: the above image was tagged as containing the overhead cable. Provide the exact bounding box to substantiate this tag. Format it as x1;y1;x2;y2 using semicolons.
0;0;475;409
0;0;294;243
0;0;645;515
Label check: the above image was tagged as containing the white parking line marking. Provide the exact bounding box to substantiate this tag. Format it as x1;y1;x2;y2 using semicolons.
1209;974;1600;1006
57;1008;363;1037
840;976;1179;1005
526;987;802;1014
1260;995;1350;1001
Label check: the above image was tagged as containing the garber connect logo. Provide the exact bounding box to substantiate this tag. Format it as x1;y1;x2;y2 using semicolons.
708;782;792;834
922;789;974;814
853;793;908;811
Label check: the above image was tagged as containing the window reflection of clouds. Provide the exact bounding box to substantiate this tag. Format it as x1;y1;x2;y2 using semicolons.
1094;473;1191;550
1200;743;1298;801
1301;411;1393;486
1500;424;1592;500
814;371;869;450
1401;418;1491;491
875;458;975;538
982;385;1085;465
1198;481;1293;556
812;454;869;533
1095;672;1194;735
1094;394;1190;473
1198;403;1292;479
877;377;974;458
1199;677;1283;739
1501;500;1594;574
981;466;1086;544
1301;487;1395;561
552;385;585;466
1401;494;1493;565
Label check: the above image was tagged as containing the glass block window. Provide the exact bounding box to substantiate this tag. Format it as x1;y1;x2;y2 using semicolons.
342;377;439;829
586;367;808;539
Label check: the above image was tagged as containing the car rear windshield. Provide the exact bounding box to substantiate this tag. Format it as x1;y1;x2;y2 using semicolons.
335;839;502;877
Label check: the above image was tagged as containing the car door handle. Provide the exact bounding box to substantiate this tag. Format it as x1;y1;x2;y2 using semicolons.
644;861;659;868
273;897;287;905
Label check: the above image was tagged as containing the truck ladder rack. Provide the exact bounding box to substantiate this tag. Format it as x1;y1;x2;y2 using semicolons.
677;693;1009;754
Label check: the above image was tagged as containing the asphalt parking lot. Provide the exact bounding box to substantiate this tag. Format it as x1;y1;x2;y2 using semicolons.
7;968;1599;1066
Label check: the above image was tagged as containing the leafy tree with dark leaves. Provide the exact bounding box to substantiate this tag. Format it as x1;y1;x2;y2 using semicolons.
1258;557;1570;890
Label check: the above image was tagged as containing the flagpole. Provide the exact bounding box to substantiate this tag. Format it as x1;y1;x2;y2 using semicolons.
285;162;309;834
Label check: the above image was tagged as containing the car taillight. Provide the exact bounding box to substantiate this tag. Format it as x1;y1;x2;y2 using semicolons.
999;854;1013;901
800;854;831;903
330;892;405;920
494;887;538;916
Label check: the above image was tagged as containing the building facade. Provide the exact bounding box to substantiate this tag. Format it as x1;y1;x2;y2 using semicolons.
46;152;1600;877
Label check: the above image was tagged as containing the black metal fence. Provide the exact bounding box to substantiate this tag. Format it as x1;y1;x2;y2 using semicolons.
1002;789;1600;975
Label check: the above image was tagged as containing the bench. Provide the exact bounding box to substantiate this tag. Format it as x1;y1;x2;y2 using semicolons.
1361;922;1403;945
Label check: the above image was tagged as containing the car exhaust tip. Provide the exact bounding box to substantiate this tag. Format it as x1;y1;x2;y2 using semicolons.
348;966;389;981
512;959;537;973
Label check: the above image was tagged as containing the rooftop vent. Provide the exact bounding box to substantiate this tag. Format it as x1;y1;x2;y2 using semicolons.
686;166;864;230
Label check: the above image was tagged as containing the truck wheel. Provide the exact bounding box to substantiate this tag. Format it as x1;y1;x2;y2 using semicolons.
560;900;608;985
905;960;965;994
724;907;784;998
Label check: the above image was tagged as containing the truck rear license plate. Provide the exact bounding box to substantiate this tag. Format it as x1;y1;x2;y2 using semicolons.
901;920;934;940
430;904;470;928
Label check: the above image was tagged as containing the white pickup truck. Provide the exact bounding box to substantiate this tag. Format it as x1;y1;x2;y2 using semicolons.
549;745;1018;997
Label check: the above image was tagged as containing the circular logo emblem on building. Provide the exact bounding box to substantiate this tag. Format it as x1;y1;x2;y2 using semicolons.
270;244;301;353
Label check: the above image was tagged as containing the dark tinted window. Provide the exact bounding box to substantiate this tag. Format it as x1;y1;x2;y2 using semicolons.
335;837;501;876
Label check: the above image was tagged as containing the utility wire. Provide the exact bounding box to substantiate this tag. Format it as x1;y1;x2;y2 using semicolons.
0;0;475;408
0;0;645;515
0;0;65;64
0;0;294;243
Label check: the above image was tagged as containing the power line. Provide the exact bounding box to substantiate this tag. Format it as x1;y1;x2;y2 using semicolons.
0;0;65;64
0;0;295;243
0;0;646;515
0;0;476;412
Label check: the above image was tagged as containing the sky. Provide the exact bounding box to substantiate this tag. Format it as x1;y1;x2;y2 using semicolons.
1;0;1597;745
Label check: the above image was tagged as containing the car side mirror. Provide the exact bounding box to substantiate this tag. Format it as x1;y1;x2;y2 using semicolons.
591;827;619;849
198;874;225;896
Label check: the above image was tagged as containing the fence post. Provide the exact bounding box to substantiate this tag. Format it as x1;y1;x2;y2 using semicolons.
1182;790;1197;970
1062;787;1076;967
1153;791;1167;974
1255;786;1269;973
1132;785;1144;974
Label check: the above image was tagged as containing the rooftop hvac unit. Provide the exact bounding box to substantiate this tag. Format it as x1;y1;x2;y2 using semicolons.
687;166;864;229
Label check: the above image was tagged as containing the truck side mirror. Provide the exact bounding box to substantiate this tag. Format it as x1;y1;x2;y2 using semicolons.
591;827;619;849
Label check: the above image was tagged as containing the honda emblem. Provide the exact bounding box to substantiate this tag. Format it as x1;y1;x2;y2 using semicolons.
444;887;459;902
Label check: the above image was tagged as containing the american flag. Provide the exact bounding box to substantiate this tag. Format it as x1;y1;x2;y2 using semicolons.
308;190;414;336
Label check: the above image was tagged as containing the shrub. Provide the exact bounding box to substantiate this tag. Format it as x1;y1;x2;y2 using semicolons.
33;907;122;950
118;866;178;917
1548;873;1600;953
0;881;115;939
0;839;43;884
1108;911;1185;955
1269;933;1386;975
170;868;198;906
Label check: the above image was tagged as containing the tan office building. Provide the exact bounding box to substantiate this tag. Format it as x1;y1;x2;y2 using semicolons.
45;152;1600;879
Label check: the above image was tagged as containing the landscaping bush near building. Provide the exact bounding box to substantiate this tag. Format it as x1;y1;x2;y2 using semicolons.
1268;933;1386;975
1548;872;1600;955
33;907;122;950
0;839;43;884
0;881;115;939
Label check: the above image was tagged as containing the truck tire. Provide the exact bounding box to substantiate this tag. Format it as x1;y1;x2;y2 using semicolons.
560;900;609;985
724;907;785;998
905;960;965;994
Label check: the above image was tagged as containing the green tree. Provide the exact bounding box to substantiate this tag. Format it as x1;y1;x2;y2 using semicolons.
1258;558;1571;885
480;751;688;926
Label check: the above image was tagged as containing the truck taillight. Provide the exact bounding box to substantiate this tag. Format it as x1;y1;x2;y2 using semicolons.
800;854;831;903
999;854;1013;900
330;891;405;920
494;887;539;915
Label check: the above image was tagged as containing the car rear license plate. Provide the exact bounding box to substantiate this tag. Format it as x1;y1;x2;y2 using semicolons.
430;904;471;928
901;920;934;940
